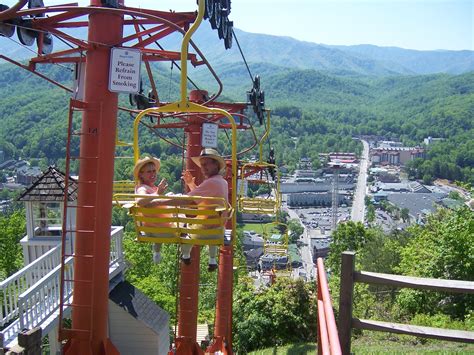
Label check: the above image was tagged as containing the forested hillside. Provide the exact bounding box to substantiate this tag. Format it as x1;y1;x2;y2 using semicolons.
0;60;472;183
208;66;473;180
330;44;474;74
0;25;473;354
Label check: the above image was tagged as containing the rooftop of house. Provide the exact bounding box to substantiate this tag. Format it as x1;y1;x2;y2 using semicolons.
109;280;169;332
17;166;78;202
387;192;447;217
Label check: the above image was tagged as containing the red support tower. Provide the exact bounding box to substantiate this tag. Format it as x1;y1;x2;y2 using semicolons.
1;2;250;353
64;1;124;354
175;117;204;353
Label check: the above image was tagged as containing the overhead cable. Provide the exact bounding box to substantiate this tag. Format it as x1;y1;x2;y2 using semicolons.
232;28;253;82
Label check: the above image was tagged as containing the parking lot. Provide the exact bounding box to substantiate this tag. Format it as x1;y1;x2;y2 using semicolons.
294;206;352;235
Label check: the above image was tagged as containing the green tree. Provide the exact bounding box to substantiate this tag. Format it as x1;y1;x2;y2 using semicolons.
287;218;304;243
422;173;433;185
122;231;219;323
448;191;464;201
396;207;474;320
233;277;316;353
0;209;26;278
326;221;371;275
366;204;376;223
400;207;410;222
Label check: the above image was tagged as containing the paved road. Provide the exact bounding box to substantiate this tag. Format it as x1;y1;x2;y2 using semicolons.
286;207;315;280
351;139;369;222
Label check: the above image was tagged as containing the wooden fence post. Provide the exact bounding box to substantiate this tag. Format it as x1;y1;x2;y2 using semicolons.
339;251;356;355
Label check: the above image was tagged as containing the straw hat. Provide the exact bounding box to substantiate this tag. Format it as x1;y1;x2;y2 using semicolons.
133;156;161;180
191;148;226;172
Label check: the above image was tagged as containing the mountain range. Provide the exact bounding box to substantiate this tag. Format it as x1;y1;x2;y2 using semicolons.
1;23;472;77
0;18;472;185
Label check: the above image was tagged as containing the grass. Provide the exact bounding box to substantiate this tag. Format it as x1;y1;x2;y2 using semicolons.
239;222;266;234
238;223;283;235
247;343;315;355
246;336;474;354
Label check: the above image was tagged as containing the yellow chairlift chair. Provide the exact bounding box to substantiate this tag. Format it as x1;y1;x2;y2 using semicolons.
238;110;281;215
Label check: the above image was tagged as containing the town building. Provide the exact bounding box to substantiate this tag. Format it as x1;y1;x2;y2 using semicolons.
281;174;355;194
242;231;264;251
311;236;331;262
16;166;42;185
370;146;425;166
328;152;358;164
287;191;350;207
423;136;444;145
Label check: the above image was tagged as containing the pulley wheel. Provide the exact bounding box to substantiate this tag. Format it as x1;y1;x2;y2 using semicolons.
205;0;214;20
224;21;233;49
210;1;221;29
38;32;53;54
0;5;15;38
0;22;15;38
218;16;228;39
17;26;36;46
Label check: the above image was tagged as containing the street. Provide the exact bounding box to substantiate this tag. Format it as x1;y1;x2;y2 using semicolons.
351;139;369;222
286;207;316;281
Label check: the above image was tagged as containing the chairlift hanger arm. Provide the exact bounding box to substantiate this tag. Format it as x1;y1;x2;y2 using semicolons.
257;109;271;162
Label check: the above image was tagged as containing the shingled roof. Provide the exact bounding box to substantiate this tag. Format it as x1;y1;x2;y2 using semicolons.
109;280;169;333
17;166;78;202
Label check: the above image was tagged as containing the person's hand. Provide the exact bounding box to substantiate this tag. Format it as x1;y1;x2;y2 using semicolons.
182;170;195;186
157;178;168;194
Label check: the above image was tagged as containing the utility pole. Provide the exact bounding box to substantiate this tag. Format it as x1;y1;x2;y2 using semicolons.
330;161;341;231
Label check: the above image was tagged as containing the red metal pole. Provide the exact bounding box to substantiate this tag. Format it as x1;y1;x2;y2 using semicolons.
210;245;233;352
65;1;123;353
317;258;342;355
176;119;202;352
211;171;235;352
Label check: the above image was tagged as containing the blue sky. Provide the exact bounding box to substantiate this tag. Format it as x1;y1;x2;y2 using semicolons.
4;0;473;50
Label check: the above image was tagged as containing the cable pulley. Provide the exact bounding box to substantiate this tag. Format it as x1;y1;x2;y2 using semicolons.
17;20;36;46
0;5;15;37
3;0;55;53
129;79;156;111
247;75;265;124
204;0;233;49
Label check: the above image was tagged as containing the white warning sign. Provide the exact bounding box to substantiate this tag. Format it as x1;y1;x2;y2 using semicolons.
201;123;218;148
109;47;141;93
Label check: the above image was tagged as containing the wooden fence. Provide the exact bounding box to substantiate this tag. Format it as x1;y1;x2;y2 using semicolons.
338;251;474;354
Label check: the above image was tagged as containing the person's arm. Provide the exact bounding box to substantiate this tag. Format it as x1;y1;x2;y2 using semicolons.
182;170;197;191
135;186;156;207
156;178;168;194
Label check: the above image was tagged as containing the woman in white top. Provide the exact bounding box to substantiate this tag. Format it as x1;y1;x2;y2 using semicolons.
134;156;168;263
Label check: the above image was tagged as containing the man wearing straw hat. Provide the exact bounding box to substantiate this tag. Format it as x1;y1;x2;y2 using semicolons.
181;148;228;272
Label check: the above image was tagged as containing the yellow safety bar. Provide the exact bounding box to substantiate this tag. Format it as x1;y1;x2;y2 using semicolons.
238;161;281;214
113;130;135;199
114;194;233;245
263;222;289;256
112;180;136;202
238;109;281;214
123;0;237;243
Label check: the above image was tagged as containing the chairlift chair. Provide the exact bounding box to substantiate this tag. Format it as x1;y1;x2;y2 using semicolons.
113;101;238;247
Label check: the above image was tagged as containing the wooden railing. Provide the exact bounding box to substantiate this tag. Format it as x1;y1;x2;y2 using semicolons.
338;251;474;354
316;257;342;355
